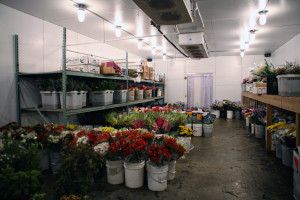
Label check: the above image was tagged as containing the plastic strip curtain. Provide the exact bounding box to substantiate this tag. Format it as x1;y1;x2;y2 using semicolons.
200;73;213;108
187;75;194;108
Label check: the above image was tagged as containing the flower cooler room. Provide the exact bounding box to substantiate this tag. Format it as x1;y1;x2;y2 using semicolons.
0;0;300;199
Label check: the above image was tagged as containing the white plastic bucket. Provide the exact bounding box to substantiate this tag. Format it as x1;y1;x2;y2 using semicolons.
211;110;220;118
147;161;168;191
124;161;145;188
39;149;50;171
186;123;192;129
135;90;144;100
178;137;192;152
91;90;111;106
281;144;293;167
106;159;124;185
113;90;127;104
246;117;249;127
40;91;60;109
193;124;203;137
50;151;63;173
276;140;282;159
80;91;88;107
128;90;135;101
203;124;213;137
227;111;233;119
167;160;176;180
144;89;152;99
235;110;241;119
241;84;246;92
108;90;114;104
255;124;265;139
277;74;300;96
251;123;255;135
59;91;83;109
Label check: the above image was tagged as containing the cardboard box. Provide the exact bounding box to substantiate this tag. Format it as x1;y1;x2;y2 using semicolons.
100;62;121;75
254;82;267;87
142;65;149;80
149;67;154;80
88;65;100;74
66;56;89;65
142;60;147;67
89;56;101;66
252;87;267;94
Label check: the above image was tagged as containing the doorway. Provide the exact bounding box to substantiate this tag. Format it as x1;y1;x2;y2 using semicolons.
187;73;213;108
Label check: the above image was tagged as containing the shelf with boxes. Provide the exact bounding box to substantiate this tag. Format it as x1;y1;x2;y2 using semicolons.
14;27;165;126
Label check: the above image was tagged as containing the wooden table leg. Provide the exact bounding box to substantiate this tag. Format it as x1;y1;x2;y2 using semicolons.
266;104;272;151
254;100;258;109
247;98;250;108
297;113;300;147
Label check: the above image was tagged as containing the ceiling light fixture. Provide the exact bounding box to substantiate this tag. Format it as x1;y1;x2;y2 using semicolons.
137;38;143;49
245;42;249;50
240;50;245;58
152;47;156;55
258;10;268;25
249;30;257;43
163;53;166;60
115;25;122;37
77;4;87;22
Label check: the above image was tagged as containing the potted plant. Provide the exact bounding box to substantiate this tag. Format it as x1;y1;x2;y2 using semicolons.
152;115;173;136
267;122;289;159
36;77;60;109
276;61;300;96
76;80;89;107
146;143;172;191
234;103;242;119
89;80;116;106
58;77;83;109
177;125;193;151
163;136;186;180
210;101;221;118
144;86;153;99
121;130;148;189
128;86;136;101
202;114;216;137
223;101;234;119
113;83;127;104
248;109;266;138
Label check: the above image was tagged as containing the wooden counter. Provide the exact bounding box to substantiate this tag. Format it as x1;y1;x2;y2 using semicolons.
242;92;300;151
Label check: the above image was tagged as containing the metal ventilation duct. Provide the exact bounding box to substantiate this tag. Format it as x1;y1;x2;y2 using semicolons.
179;32;209;59
132;0;193;25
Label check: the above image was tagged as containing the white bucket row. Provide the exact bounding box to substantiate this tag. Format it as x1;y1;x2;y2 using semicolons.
106;159;177;191
189;123;213;137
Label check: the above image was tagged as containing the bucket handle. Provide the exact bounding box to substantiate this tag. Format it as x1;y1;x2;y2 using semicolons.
147;172;167;183
168;171;176;175
107;166;123;176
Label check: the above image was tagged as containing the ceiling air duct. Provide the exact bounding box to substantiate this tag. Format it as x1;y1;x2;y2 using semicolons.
132;0;193;25
179;32;209;59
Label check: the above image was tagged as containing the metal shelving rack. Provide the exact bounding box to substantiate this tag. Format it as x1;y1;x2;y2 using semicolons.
15;27;165;126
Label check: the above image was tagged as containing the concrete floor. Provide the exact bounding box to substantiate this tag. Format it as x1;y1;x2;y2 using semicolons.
89;119;294;200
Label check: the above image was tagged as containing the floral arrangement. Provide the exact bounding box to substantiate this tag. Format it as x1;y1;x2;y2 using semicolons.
60;194;81;200
267;122;296;148
211;102;221;110
152;116;172;135
147;144;171;167
177;125;193;137
203;114;216;124
163;136;186;160
247;109;266;125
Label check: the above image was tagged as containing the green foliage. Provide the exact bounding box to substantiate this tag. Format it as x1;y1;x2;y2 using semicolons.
55;145;101;197
250;59;277;77
276;61;300;75
128;69;138;78
36;77;61;91
0;168;43;200
89;80;116;91
0;139;41;173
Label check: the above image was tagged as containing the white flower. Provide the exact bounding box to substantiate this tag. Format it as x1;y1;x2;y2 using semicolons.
94;142;109;156
76;136;88;145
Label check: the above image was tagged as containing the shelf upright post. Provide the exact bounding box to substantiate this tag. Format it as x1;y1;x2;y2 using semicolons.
62;27;67;126
126;51;129;113
266;104;272;151
14;35;21;125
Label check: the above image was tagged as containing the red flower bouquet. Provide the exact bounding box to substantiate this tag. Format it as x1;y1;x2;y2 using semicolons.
163;137;186;160
147;144;172;167
152;117;172;134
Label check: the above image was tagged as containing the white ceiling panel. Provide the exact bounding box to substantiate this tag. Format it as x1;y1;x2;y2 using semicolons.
0;0;300;60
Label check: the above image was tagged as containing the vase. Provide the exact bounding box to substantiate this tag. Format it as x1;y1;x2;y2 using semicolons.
251;123;255;135
245;117;249;127
178;137;192;152
124;160;145;188
220;110;227;118
281;144;293;167
227;110;233;119
39;149;50;171
49;151;63;173
203;124;213;137
167;160;176;180
254;124;265;139
276;140;282;159
235;110;241;119
147;161;168;191
211;110;220;118
106;159;124;185
193;124;202;137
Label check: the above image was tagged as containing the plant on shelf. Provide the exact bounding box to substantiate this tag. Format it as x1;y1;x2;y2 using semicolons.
128;69;138;78
276;61;300;75
89;80;116;91
251;59;277;77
